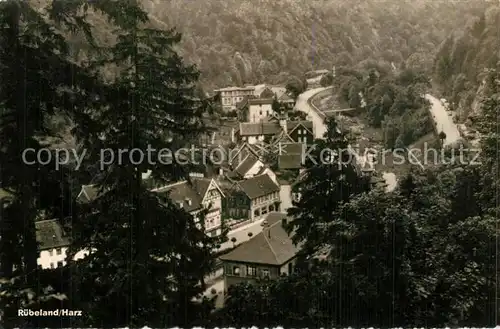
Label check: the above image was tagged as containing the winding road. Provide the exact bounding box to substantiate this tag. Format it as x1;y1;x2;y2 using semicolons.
424;94;461;147
294;87;396;192
294;87;331;138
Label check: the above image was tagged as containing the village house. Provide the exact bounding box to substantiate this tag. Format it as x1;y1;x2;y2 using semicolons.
220;212;300;291
222;173;280;223
225;143;279;183
35;219;89;269
35;219;69;269
285;120;314;144
246;98;274;123
153;178;225;237
277;142;305;172
236;122;282;144
227;153;265;180
215;86;255;111
277;92;295;109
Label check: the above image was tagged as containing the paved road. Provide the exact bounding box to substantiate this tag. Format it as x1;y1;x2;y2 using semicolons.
294;87;332;138
295;87;366;165
424;94;461;147
297;88;396;190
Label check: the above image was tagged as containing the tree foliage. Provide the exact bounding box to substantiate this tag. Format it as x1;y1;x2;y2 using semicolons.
216;166;497;327
286;118;371;254
83;0;490;90
338;68;432;148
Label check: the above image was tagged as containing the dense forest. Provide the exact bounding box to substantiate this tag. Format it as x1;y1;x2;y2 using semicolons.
142;0;491;90
432;2;500;121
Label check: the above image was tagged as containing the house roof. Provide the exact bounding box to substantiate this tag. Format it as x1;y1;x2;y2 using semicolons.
270;86;287;98
220;212;300;265
234;154;261;177
278;92;294;103
239;122;281;136
248;98;274;105
281;142;304;154
156;181;203;212
236;95;257;110
253;84;267;95
278;154;303;170
259;88;275;98
271;130;295;145
287;121;313;135
0;188;13;201
230;143;261;167
77;184;104;204
214;86;255;92
238;173;280;199
154;178;223;213
35;219;70;250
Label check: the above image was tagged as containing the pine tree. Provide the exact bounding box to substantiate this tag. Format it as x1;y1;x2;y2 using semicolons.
66;1;224;326
287;118;370;255
0;1;104;326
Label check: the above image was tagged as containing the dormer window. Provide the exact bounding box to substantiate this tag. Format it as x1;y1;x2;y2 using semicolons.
185;198;192;206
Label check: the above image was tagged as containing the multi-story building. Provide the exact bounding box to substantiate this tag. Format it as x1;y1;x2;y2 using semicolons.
220;212;300;291
215;86;256;111
223;173;280;222
247;98;274;123
35;219;90;269
154;178;225;237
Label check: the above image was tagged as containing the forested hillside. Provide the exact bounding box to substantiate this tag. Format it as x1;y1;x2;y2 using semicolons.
433;1;500;122
142;0;489;89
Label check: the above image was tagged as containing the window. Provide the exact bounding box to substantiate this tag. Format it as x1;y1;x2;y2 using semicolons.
56;248;62;255
49;250;53;256
233;266;240;276
254;209;260;217
57;261;63;268
261;207;267;215
50;263;55;269
247;266;257;277
261;269;270;278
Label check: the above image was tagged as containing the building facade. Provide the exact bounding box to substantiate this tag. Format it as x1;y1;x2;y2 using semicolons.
223;173;281;222
284;121;314;144
215;86;255;111
154;178;225;237
237;122;281;144
36;219;90;269
247;98;274;123
220;213;300;292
